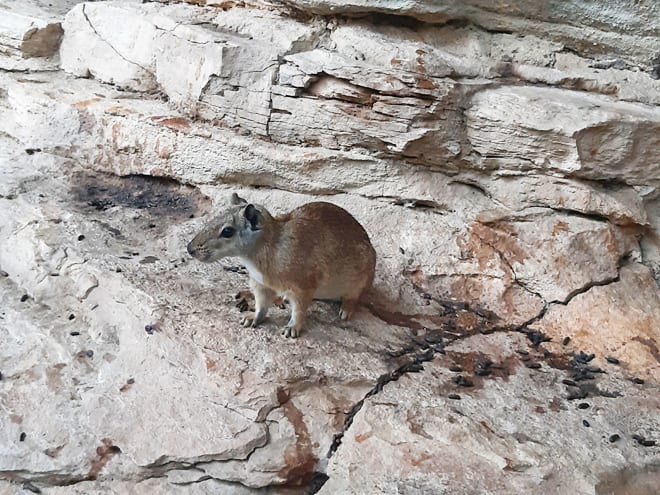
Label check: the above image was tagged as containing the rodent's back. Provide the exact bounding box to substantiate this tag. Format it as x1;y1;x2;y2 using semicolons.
271;202;376;298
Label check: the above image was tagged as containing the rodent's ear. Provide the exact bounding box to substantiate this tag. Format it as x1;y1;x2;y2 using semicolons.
230;193;247;205
243;204;262;231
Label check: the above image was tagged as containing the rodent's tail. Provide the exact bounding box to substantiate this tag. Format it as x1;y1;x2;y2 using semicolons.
360;287;427;330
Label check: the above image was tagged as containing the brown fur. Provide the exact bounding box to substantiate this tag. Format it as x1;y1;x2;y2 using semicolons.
187;194;376;338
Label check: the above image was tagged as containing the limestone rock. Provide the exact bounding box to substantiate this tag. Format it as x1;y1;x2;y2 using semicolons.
0;0;75;70
467;86;660;193
531;263;660;381
319;333;660;495
278;0;660;68
1;0;659;493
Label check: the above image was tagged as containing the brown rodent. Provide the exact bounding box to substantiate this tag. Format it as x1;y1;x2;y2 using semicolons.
187;193;376;338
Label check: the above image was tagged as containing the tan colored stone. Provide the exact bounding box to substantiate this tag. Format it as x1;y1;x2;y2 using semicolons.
531;263;660;380
320;333;660;494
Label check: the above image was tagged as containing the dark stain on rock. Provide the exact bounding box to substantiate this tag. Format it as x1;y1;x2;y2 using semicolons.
70;173;211;222
87;438;122;480
276;388;318;487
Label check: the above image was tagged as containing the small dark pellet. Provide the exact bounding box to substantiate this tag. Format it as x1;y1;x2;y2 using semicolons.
562;336;571;346
567;389;588;401
454;375;474;388
85;350;94;358
145;325;154;335
448;394;461;400
632;377;645;385
606;356;620;365
115;267;122;273
526;362;542;369
582;420;590;427
70;331;80;336
578;402;590;409
640;439;656;447
68;314;75;321
424;334;442;344
22;481;41;494
609;434;620;443
0;270;8;277
0;371;3;380
20;432;26;441
516;350;529;356
563;379;578;387
20;294;29;302
449;365;463;372
77;234;85;241
632;434;643;442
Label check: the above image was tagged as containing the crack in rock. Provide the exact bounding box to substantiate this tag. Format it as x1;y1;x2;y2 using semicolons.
81;4;153;77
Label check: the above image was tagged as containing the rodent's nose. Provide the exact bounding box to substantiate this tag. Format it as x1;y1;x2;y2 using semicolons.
186;242;197;256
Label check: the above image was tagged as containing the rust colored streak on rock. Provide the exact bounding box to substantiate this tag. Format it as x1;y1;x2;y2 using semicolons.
354;431;373;443
150;116;191;132
276;388;317;486
552;221;570;236
632;337;660;362
73;98;102;108
87;438;121;480
415;76;436;90
471;221;527;266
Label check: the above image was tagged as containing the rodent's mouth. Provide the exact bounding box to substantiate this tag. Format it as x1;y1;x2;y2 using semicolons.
186;242;211;261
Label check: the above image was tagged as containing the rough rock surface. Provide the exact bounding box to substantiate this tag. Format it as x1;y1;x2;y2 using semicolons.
1;1;659;494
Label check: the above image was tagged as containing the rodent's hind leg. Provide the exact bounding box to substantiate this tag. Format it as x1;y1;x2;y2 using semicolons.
241;280;276;328
339;298;359;321
282;293;311;338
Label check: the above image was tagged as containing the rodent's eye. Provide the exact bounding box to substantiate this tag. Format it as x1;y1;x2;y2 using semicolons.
219;226;235;238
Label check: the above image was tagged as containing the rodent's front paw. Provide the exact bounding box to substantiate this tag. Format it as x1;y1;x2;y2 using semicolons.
241;312;260;328
281;325;301;338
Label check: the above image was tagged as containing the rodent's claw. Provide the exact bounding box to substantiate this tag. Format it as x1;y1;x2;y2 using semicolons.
281;325;301;338
241;312;259;328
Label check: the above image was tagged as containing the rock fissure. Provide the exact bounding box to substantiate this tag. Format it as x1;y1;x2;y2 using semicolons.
326;346;438;459
80;4;152;78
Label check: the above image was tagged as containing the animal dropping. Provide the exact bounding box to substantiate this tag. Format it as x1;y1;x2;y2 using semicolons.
187;193;376;338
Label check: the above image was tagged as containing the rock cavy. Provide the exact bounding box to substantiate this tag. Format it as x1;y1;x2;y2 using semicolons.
187;193;376;338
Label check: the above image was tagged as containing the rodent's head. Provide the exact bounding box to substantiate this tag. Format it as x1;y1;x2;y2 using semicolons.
187;193;271;262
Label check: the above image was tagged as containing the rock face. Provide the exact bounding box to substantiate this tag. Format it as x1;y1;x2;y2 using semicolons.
1;1;659;494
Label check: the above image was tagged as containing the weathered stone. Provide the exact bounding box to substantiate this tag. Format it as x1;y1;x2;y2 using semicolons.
2;0;659;492
320;333;660;494
467;86;660;193
531;263;660;381
278;0;660;68
0;0;74;70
